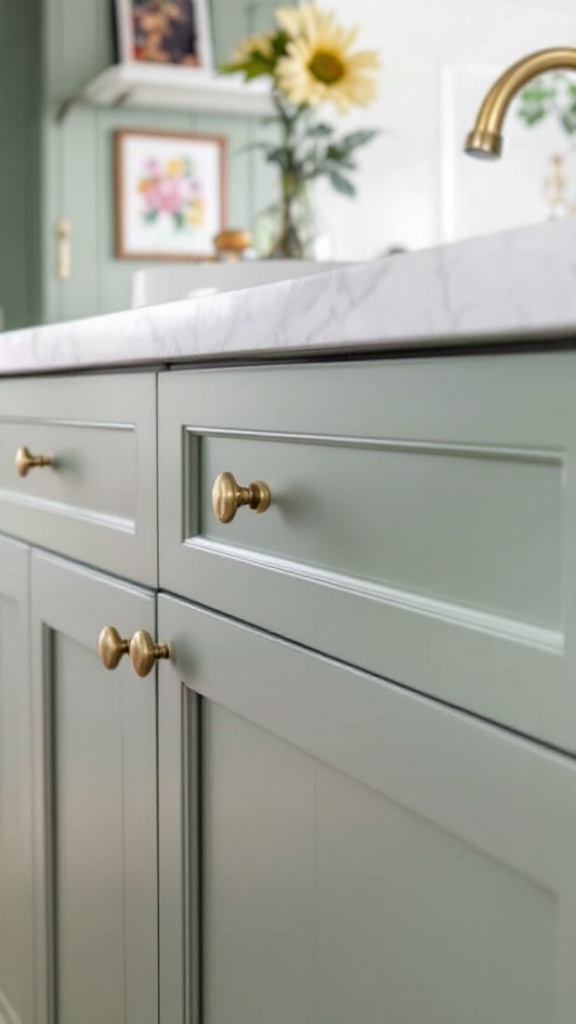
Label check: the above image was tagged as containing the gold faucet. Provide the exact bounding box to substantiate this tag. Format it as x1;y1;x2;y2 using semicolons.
465;48;576;159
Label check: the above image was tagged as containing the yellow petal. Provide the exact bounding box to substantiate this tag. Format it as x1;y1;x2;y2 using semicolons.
347;50;381;70
275;5;305;35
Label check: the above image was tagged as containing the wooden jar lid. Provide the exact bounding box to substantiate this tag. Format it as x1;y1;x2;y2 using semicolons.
213;229;252;259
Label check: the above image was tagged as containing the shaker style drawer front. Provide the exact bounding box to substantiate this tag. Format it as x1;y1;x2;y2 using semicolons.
159;354;576;752
0;373;157;585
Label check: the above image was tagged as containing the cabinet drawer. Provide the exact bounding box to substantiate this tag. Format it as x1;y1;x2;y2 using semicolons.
159;353;576;751
0;373;157;585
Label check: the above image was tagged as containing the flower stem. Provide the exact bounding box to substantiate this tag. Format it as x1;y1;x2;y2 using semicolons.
269;92;307;257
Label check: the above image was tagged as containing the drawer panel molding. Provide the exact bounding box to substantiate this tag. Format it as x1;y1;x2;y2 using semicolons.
0;374;157;585
159;355;576;751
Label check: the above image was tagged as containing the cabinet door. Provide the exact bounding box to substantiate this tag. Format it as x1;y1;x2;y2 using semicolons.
0;534;35;1024
158;594;576;1024
31;552;158;1024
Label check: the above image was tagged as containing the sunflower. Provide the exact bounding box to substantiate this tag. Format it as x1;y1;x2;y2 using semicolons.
232;31;275;64
275;3;380;113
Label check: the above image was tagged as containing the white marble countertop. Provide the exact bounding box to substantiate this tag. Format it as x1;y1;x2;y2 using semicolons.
2;217;576;376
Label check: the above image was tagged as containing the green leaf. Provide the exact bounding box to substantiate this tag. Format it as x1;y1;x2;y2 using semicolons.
338;129;379;150
218;60;245;74
306;123;334;138
271;30;290;57
329;172;356;197
516;70;576;136
521;85;553;102
265;147;291;172
517;107;547;126
217;56;272;80
325;156;357;171
246;57;276;79
561;110;576;134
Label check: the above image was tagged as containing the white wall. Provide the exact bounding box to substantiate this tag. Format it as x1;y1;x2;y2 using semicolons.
317;0;576;259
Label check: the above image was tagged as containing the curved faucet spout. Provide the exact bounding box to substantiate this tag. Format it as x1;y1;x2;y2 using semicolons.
465;47;576;159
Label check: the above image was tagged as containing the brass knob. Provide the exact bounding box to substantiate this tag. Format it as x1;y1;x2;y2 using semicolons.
97;626;130;670
129;630;170;678
212;471;271;524
15;446;54;477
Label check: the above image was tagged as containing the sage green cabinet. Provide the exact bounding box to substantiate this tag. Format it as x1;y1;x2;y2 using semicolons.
158;353;576;753
0;535;35;1024
4;350;576;1024
30;551;158;1024
158;593;576;1024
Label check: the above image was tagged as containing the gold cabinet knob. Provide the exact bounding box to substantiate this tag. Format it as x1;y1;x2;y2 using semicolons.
15;446;54;477
212;471;271;524
129;630;170;678
97;626;130;670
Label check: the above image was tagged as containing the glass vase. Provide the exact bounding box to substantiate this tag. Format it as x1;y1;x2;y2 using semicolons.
253;177;332;260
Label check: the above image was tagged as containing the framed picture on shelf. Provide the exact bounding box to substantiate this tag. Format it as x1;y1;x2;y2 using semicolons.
114;0;213;69
115;129;227;260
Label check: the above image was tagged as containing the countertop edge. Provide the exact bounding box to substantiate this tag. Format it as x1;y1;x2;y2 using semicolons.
2;217;576;375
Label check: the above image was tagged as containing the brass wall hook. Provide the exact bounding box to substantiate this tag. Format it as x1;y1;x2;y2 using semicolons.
57;218;72;280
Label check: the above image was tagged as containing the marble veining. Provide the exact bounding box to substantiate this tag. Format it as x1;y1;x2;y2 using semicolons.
2;217;576;375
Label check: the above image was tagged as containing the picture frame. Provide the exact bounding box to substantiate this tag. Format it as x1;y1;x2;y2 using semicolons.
115;129;227;261
114;0;213;70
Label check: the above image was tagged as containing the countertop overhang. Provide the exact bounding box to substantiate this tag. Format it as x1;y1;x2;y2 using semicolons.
2;217;576;376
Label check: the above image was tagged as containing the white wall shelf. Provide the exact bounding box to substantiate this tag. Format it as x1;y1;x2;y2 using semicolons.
59;62;272;120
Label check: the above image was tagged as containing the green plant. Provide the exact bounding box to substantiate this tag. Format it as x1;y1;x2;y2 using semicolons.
516;71;576;135
219;3;380;257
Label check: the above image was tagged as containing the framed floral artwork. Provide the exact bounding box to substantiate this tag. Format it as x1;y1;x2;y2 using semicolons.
115;0;213;69
115;129;227;260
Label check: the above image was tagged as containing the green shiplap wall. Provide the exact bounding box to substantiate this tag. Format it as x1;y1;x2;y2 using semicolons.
0;0;278;330
0;0;42;330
